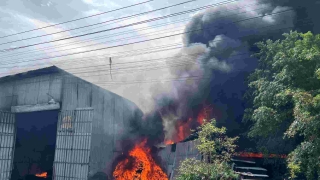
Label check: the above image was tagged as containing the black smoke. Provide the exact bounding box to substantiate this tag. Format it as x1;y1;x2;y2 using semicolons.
148;0;318;145
264;0;320;34
154;0;296;141
163;0;319;146
111;0;320;175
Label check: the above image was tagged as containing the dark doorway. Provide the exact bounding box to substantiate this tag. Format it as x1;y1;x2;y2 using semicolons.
11;110;59;180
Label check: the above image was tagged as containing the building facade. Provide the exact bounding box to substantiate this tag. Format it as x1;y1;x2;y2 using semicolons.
0;66;142;180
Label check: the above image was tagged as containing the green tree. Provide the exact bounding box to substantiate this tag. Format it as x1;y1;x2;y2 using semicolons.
244;31;320;179
176;119;239;180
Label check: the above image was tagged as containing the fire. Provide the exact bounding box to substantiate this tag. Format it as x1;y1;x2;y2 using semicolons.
35;172;47;178
198;105;214;125
113;139;168;180
176;118;193;142
164;105;214;145
164;140;174;145
197;110;205;125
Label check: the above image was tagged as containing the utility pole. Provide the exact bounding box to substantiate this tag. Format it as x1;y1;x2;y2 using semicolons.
109;57;113;80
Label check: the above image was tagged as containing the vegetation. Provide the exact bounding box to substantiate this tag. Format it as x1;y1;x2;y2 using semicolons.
244;31;320;179
176;119;239;180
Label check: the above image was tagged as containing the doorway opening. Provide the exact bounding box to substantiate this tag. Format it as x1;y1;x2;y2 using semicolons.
11;110;59;180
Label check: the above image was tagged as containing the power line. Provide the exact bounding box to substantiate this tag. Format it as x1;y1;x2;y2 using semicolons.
0;8;296;67
0;0;237;52
0;19;309;73
0;43;184;69
0;16;304;76
0;53;250;83
1;24;186;63
0;40;257;77
1;16;309;72
1;21;310;82
0;1;263;59
0;0;200;46
0;25;313;87
0;62;218;86
0;19;312;84
60;53;249;76
0;1;266;62
0;0;154;39
53;16;309;77
0;17;190;59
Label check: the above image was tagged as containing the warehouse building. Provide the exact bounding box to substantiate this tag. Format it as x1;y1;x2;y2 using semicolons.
0;66;142;180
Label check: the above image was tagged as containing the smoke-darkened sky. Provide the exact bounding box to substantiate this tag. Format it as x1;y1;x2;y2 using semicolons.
1;0;318;113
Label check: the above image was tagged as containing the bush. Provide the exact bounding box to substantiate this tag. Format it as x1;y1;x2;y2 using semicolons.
176;119;239;180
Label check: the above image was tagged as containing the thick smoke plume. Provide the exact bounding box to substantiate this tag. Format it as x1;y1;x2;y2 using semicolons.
112;0;320;175
154;0;296;141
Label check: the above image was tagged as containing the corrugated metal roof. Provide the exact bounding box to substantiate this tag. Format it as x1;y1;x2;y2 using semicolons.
0;66;64;83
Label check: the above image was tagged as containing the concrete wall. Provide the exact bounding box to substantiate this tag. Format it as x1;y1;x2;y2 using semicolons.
0;68;142;179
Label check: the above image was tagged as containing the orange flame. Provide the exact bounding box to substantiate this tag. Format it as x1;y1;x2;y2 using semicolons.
176;118;193;142
113;139;168;180
197;110;205;125
163;106;214;145
197;105;214;125
164;140;174;145
35;172;47;178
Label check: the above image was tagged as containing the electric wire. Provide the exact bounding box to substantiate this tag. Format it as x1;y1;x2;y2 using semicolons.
0;18;309;78
0;52;248;85
0;8;296;68
0;0;201;46
0;0;263;59
0;0;155;39
0;17;190;59
0;1;266;62
2;24;187;62
0;43;184;67
0;18;312;86
0;0;237;52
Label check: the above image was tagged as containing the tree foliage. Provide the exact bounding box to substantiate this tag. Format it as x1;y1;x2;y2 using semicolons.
177;119;239;180
244;31;320;179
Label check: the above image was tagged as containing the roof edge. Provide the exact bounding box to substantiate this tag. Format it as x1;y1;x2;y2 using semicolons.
0;66;65;83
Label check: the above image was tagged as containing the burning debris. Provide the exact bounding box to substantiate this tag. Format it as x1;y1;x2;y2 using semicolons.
111;105;212;179
113;139;168;180
35;172;47;178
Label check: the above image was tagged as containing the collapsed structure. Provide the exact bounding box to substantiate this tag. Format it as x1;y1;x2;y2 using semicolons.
0;66;142;180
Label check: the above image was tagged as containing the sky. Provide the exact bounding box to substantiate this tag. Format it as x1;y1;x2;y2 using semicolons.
0;0;221;112
1;0;318;113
